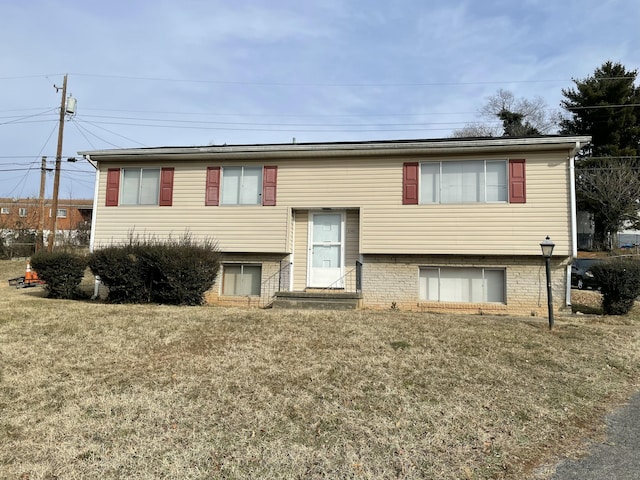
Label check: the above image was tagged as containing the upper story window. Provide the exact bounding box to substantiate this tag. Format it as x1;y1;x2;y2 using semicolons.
421;160;507;204
122;168;161;205
105;167;174;207
403;159;525;205
18;207;28;217
205;165;278;206
221;166;262;205
0;207;9;215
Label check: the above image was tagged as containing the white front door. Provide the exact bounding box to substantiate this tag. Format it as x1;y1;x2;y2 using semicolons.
308;212;345;288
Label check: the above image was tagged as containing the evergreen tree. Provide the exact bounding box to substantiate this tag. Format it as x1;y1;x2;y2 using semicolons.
560;61;640;249
560;61;640;158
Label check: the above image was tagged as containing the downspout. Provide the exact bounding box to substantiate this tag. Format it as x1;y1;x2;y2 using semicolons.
86;154;101;299
567;144;578;306
290;209;294;291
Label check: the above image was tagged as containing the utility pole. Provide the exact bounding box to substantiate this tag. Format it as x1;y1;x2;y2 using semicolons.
48;74;67;252
37;156;47;252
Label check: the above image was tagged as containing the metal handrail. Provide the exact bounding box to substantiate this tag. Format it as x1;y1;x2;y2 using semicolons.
318;261;362;293
260;260;292;307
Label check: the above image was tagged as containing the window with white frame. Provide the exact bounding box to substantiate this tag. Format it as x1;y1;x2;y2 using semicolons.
420;160;507;204
221;166;262;205
419;267;506;303
0;207;9;215
18;207;28;217
121;168;161;205
49;208;67;218
222;264;262;296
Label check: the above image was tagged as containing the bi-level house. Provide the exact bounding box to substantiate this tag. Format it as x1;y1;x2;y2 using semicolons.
82;135;590;315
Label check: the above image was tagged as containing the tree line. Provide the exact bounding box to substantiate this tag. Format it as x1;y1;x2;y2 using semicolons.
452;61;640;251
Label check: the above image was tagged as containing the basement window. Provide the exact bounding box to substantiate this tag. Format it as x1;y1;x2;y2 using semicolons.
222;264;262;296
419;267;505;303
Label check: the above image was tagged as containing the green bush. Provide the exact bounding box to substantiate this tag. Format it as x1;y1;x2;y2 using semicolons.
88;234;220;305
87;246;150;303
591;258;640;315
30;251;87;299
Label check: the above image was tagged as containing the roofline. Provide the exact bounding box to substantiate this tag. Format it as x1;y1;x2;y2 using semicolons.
79;135;592;161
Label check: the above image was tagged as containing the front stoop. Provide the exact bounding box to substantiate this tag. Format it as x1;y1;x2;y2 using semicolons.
271;291;362;310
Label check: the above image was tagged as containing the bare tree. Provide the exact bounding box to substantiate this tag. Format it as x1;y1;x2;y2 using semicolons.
576;158;640;249
453;89;558;137
451;123;501;138
480;89;557;134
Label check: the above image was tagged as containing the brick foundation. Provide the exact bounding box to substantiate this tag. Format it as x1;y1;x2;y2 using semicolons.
360;254;569;316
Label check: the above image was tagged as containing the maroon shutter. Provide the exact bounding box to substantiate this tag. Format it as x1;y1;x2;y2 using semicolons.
403;162;419;205
159;167;174;206
205;167;220;206
262;165;278;206
509;159;526;203
105;168;120;206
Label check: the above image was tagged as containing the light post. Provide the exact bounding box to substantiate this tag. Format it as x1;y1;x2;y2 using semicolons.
540;236;555;330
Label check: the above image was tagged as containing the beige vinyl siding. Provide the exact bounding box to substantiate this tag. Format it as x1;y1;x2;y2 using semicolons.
93;149;572;257
292;210;308;291
273;152;572;256
93;161;289;252
359;154;571;256
345;209;360;268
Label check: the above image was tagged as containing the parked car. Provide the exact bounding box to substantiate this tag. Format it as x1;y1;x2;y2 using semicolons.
571;258;603;290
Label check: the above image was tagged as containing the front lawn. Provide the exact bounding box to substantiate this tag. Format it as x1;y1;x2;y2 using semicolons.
1;261;639;479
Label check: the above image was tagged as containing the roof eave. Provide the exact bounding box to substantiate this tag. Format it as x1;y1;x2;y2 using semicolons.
80;135;592;162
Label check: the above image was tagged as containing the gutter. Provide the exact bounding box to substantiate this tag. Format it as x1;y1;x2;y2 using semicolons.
567;143;579;307
87;154;99;253
78;136;593;161
87;153;101;300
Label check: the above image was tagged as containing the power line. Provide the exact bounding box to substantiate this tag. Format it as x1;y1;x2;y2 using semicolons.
5;122;59;198
66;119;485;133
75;113;500;128
563;104;640;110
67;72;638;87
0;108;58;126
72;118;147;147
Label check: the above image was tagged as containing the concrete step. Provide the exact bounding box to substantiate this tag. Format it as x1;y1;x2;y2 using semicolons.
271;291;362;310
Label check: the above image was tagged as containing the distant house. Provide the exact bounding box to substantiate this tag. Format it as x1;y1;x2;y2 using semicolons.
0;198;93;246
81;135;590;315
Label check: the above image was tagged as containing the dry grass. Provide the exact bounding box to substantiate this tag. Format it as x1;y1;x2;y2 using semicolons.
1;260;639;479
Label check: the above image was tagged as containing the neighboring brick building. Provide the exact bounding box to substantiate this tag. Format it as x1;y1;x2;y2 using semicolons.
0;197;92;246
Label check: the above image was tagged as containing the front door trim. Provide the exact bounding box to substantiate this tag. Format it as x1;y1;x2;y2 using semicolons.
307;210;345;288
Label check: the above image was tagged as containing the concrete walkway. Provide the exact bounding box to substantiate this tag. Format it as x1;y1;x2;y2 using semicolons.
548;391;640;479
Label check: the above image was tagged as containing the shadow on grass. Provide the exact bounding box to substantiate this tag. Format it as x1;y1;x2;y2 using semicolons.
572;303;604;315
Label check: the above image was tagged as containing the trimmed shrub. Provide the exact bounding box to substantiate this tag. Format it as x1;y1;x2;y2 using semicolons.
87;246;150;303
88;234;220;305
141;240;220;305
591;258;640;315
30;251;87;299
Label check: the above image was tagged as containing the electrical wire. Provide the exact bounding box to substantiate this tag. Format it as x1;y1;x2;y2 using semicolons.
67;72;639;87
72;118;147;147
2;122;59;198
0;108;58;126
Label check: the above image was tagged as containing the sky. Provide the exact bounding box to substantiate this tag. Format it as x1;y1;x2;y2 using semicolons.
1;0;638;200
